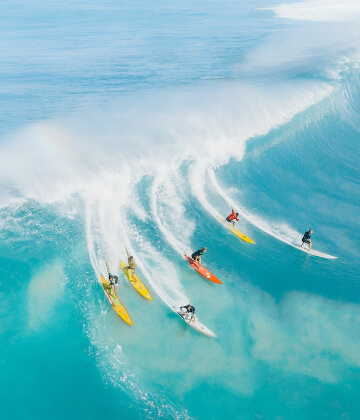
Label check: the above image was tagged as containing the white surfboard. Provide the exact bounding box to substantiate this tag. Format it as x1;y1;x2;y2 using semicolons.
292;244;337;259
172;306;217;337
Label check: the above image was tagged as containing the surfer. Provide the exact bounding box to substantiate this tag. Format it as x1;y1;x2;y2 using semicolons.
180;304;196;323
125;246;136;281
301;229;313;250
106;262;119;294
226;208;239;228
191;247;207;266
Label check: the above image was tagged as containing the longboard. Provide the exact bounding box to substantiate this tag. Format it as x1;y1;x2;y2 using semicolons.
120;261;153;300
217;216;255;244
100;275;133;325
172;306;216;337
292;244;337;259
184;255;222;284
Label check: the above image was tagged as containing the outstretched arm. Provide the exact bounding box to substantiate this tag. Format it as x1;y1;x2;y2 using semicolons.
125;246;130;259
106;262;110;274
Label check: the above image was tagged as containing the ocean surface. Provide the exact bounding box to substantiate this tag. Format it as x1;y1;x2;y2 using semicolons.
1;1;360;419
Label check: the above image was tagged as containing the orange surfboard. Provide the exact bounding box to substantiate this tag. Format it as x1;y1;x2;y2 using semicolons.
184;255;222;284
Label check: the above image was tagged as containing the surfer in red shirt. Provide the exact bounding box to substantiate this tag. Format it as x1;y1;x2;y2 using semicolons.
226;208;239;228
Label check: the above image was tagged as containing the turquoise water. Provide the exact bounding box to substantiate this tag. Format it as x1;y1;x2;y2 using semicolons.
1;1;360;419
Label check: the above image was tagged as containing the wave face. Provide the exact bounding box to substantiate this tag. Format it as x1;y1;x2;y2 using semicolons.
1;1;360;419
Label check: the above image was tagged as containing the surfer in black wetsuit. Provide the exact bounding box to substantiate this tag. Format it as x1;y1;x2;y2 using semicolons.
180;304;196;323
106;262;119;294
191;247;207;266
301;229;313;250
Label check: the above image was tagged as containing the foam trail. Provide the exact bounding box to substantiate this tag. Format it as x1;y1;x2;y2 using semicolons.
208;168;305;245
188;161;220;218
150;167;194;256
84;174;132;273
84;169;190;309
129;238;189;308
188;161;301;246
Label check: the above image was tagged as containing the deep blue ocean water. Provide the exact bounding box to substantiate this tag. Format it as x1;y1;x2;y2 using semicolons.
1;1;360;419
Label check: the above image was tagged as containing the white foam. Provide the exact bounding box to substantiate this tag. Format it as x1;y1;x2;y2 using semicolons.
150;168;194;256
0;79;336;307
266;0;360;22
208;168;304;246
0;80;333;207
130;239;189;308
83;168;190;309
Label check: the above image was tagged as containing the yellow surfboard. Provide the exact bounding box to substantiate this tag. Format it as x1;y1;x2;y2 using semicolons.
120;262;153;300
217;216;255;244
100;275;133;325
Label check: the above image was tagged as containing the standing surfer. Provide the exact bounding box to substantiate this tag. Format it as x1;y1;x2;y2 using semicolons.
125;246;136;281
226;208;240;228
180;304;196;323
106;262;119;295
191;247;207;266
301;229;313;250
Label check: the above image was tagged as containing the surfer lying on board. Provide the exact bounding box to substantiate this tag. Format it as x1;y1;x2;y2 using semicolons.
125;246;137;281
226;208;239;228
191;247;207;267
106;262;119;294
300;229;313;250
180;304;196;323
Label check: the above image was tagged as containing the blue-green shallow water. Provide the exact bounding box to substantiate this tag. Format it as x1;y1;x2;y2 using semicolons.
1;1;360;419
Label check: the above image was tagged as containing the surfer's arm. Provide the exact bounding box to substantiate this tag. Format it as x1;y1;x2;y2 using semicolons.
125;246;130;259
106;262;110;274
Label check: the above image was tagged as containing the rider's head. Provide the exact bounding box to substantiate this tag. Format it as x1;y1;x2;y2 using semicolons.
202;247;207;252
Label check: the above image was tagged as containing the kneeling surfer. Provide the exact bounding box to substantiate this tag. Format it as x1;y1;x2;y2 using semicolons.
191;247;207;266
180;304;196;323
301;229;313;250
125;246;136;281
226;208;239;228
106;262;119;295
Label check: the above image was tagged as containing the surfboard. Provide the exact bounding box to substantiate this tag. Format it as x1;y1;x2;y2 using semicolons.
217;216;255;244
293;244;337;259
100;275;133;325
120;261;153;300
172;306;217;337
184;255;222;284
